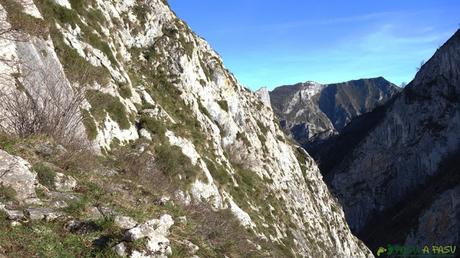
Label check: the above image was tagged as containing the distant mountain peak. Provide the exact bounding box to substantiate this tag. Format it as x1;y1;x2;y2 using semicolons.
301;80;322;86
268;77;399;152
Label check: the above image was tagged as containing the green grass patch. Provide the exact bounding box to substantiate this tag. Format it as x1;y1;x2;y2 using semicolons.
49;26;110;85
35;0;113;85
132;3;149;26
86;90;131;130
0;0;48;37
69;0;90;13
62;197;88;217
139;115;166;138
64;181;105;217
0;184;17;202
81;109;98;140
217;100;229;112
38;0;80;26
117;83;132;99
204;158;232;186
0;134;19;155
154;143;200;183
256;120;269;135
198;101;211;119
199;60;212;81
33;163;57;190
178;34;194;59
257;134;266;144
0;215;120;257
83;30;117;65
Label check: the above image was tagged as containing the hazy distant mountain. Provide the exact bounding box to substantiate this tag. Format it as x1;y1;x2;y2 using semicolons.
269;77;400;153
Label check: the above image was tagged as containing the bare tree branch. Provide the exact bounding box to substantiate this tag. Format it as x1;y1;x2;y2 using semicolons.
0;49;88;146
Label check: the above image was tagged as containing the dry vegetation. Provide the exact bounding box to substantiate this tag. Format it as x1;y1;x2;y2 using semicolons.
0;0;89;147
0;65;87;145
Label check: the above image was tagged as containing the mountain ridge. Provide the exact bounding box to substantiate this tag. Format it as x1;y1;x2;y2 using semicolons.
0;0;372;257
268;77;400;153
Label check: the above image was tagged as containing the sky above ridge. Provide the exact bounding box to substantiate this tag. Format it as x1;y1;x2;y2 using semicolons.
169;0;459;90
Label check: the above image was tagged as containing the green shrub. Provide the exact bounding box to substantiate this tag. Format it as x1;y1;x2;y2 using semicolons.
276;134;284;142
154;144;199;183
110;138;121;149
0;134;18;154
236;168;258;191
236;132;250;146
178;34;194;59
62;197;88;216
69;0;88;12
118;83;133;99
0;0;48;37
86;8;106;26
257;134;266;144
35;0;112;85
81;109;98;140
33;163;57;190
38;0;79;26
204;159;231;186
36;188;47;199
139;45;156;62
49;27;110;85
139;115;166;137
162;26;178;37
83;29;117;65
132;3;149;26
198;101;211;119
256;120;269;135
217;100;229;112
86;90;131;130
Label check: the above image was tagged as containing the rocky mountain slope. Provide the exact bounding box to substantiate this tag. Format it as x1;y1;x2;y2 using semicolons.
0;0;372;257
318;29;460;251
269;78;399;152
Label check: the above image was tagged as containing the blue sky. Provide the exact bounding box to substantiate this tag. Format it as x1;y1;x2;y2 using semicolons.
169;0;459;90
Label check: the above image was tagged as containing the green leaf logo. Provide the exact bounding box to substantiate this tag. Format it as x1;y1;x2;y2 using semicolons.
377;247;387;256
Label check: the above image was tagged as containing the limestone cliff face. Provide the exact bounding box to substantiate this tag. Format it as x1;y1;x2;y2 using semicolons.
255;87;271;107
269;78;399;152
405;185;460;247
0;0;371;257
320;29;460;250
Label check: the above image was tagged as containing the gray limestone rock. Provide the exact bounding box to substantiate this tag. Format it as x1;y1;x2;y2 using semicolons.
124;214;174;257
0;150;41;204
114;215;138;230
54;172;77;192
25;208;64;221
